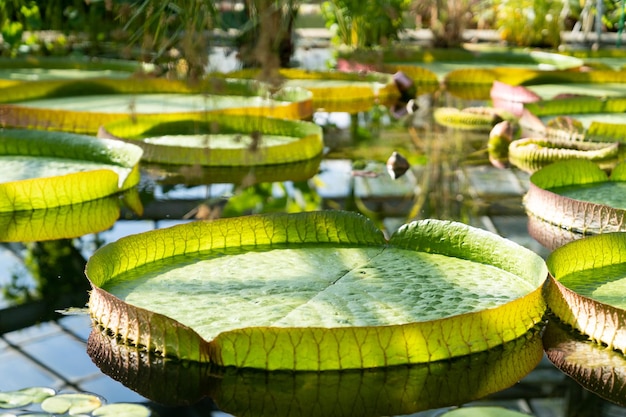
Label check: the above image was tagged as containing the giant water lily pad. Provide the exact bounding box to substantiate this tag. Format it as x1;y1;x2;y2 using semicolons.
0;78;312;134
508;137;619;173
86;211;547;371
524;159;626;233
545;232;626;356
0;129;142;212
219;68;401;113
100;114;323;166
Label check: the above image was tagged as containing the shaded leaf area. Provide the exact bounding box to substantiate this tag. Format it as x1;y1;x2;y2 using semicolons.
216;68;401;113
86;211;547;370
544;317;626;407
87;324;544;417
524;160;626;233
0;129;142;211
545;232;626;353
0;387;151;416
0;78;313;133
100;114;323;166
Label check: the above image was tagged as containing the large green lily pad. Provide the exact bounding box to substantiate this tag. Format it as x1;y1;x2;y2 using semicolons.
0;129;142;212
218;68;401;113
100;114;324;166
546;232;626;355
0;78;313;134
524;159;626;233
508;137;619;173
86;211;547;370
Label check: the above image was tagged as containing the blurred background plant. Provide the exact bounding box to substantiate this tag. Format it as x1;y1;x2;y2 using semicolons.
117;0;218;79
0;1;623;68
321;0;410;48
236;0;299;75
410;0;475;47
0;0;119;56
491;0;565;47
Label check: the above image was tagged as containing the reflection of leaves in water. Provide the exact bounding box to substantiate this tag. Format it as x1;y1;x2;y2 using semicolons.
87;324;544;415
24;239;90;302
2;271;36;304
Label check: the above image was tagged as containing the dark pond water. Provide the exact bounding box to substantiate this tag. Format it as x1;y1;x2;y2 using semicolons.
1;47;626;417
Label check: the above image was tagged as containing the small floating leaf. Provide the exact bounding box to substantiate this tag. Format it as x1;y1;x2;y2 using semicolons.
0;387;55;408
40;393;102;415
